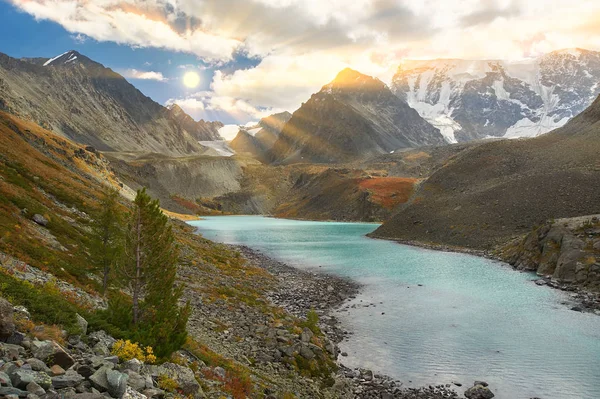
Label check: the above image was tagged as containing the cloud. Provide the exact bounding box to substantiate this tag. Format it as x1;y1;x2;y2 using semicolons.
70;33;87;44
218;125;242;141
165;97;205;110
10;0;600;123
122;69;167;81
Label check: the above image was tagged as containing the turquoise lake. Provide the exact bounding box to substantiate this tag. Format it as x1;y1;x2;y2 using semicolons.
189;216;600;399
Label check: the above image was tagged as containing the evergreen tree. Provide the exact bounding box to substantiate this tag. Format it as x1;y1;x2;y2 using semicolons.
118;188;189;357
91;187;123;295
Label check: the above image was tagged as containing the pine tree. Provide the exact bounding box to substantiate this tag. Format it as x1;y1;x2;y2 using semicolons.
118;188;189;357
91;187;123;295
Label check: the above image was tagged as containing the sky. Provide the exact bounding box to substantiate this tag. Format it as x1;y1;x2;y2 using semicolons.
1;0;600;127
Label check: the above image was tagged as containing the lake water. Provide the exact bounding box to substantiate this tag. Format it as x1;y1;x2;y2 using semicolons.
189;216;600;399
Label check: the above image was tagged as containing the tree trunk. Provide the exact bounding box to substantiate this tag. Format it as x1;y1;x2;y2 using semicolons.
132;207;142;325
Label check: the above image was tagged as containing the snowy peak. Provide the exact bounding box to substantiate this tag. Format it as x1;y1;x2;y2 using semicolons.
324;68;386;94
43;50;81;67
392;49;600;142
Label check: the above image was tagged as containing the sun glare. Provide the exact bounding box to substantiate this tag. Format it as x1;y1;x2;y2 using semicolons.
183;71;200;88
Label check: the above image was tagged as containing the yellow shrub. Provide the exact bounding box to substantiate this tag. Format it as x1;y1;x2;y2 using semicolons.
157;375;178;392
111;339;157;364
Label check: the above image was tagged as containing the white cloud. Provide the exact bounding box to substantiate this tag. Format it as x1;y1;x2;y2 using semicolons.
70;33;87;44
11;0;600;123
165;98;205;110
122;69;167;81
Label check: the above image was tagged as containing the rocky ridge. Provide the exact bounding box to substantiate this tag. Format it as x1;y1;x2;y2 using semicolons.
0;50;219;155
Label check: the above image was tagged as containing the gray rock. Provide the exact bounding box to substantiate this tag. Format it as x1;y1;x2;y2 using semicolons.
25;381;45;396
0;343;24;360
103;356;119;365
24;359;50;373
142;388;165;399
6;332;26;346
0;386;28;397
32;214;48;227
121;359;142;373
0;298;15;341
89;366;111;392
30;341;74;369
300;328;313;343
10;369;52;390
75;365;94;379
123;371;145;392
76;314;88;336
212;367;226;380
0;371;12;386
465;384;495;399
299;345;315;360
71;394;106;399
51;370;85;389
106;369;128;398
122;386;146;399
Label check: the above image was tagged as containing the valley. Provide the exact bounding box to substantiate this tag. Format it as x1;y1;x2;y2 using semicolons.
1;43;600;399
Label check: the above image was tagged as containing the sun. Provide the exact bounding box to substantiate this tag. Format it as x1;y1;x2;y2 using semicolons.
183;71;200;88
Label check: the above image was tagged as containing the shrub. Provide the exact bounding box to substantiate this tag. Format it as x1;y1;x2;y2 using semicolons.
111;339;156;363
157;375;178;392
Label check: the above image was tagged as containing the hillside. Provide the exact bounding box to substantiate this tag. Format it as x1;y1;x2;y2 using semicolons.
0;111;357;398
392;48;600;142
230;111;292;163
270;68;444;163
0;50;221;155
372;93;600;250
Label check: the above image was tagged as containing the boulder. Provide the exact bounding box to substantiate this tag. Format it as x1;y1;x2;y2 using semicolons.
89;366;111;392
51;370;85;389
50;365;65;376
0;386;28;398
142;388;165;398
464;383;495;399
300;328;313;343
0;343;24;360
299;344;315;360
0;298;15;342
0;371;12;386
121;359;142;373
90;367;128;398
145;363;204;398
213;367;226;380
76;314;88;336
30;341;74;369
25;359;50;373
106;369;128;398
123;370;146;391
32;214;48;227
10;369;52;390
122;386;147;399
25;381;45;396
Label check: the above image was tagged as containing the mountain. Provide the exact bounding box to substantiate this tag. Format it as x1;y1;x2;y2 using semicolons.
392;48;600;142
0;50;221;155
166;104;223;141
372;92;600;250
270;68;445;164
230;111;291;162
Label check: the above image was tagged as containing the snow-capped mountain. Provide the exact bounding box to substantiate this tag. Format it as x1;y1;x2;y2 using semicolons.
391;48;600;142
270;68;444;163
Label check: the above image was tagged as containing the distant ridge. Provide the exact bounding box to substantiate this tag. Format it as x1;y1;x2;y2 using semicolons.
0;50;222;155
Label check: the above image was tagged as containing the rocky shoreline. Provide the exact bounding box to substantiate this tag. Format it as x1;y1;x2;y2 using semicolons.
367;234;600;315
235;245;485;399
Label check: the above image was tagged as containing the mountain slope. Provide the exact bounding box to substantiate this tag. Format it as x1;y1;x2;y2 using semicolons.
372;93;600;249
0;50;220;155
392;48;600;142
230;111;292;163
270;68;444;163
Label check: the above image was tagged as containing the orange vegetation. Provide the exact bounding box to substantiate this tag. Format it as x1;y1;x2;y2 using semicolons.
358;177;417;209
